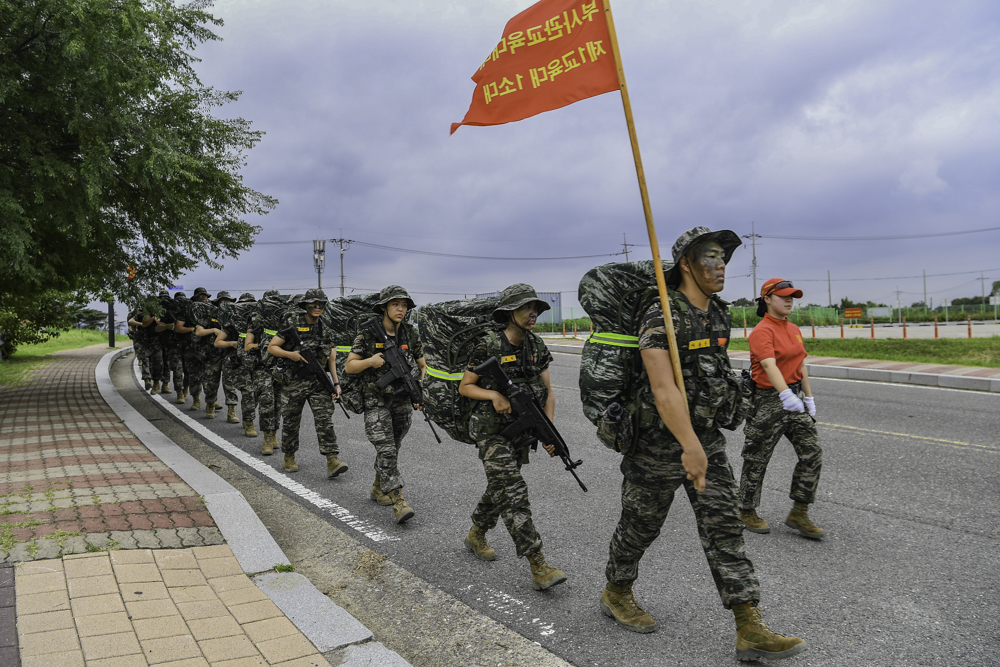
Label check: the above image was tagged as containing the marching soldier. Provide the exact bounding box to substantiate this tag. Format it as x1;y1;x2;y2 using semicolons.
247;289;286;455
155;290;184;396
267;289;347;476
175;287;210;411
345;286;426;525
171;291;192;403
194;291;234;419
598;227;807;661
738;278;824;540
215;292;260;437
458;284;566;592
127;302;154;390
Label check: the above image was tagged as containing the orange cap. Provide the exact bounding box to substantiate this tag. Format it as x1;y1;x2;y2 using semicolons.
761;278;803;299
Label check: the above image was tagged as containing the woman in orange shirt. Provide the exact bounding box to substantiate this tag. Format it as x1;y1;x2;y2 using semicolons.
738;279;824;540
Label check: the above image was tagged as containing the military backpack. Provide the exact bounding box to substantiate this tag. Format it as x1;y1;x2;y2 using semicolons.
320;293;382;413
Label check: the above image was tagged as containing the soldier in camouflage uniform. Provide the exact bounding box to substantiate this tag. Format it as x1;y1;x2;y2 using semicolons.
127;303;153;390
194;291;234;419
175;287;211;410
247;289;287;454
155;290;184;396
599;228;807;662
215;292;254;425
268;289;347;477
458;284;567;592
738;278;824;540
170;291;192;404
345;286;426;525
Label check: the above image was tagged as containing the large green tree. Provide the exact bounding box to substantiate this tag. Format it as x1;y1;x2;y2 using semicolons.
0;0;276;302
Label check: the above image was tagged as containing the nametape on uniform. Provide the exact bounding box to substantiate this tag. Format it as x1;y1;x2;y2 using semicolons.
376;343;384;348
501;354;517;363
211;318;218;323
687;337;728;350
298;327;310;332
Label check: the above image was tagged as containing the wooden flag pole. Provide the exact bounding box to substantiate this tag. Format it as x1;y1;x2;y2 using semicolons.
602;0;688;416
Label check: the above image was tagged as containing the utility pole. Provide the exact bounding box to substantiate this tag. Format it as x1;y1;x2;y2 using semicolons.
313;239;326;290
330;238;353;297
621;233;635;262
895;286;903;324
923;269;927;308
742;221;761;299
107;301;115;348
827;270;832;308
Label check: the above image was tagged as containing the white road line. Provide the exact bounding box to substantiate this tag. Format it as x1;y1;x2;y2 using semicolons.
810;376;1000;396
460;584;558;638
131;360;399;543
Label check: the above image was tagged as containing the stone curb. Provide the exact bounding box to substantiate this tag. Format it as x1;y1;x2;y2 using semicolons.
552;343;1000;392
96;347;403;661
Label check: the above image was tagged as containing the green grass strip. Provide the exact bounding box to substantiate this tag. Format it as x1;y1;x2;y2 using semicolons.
727;336;1000;368
1;330;128;386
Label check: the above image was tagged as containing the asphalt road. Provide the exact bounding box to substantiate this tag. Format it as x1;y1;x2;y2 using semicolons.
137;352;1000;666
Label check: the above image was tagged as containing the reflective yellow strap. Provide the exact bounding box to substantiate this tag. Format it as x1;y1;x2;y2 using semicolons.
426;366;464;381
238;333;247;339
264;329;277;336
336;346;352;353
590;332;640;348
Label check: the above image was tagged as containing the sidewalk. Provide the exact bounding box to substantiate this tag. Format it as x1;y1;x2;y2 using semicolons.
0;345;399;667
546;338;1000;391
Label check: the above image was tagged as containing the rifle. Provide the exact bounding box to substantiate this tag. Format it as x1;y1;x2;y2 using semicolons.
473;356;587;492
360;316;441;443
276;326;351;419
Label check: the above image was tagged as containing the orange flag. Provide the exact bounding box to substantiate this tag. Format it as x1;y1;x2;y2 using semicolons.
451;0;619;134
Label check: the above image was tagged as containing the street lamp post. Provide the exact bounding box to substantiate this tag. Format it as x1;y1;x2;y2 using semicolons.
313;239;326;290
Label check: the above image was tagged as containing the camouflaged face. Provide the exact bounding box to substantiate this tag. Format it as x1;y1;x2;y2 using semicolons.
299;288;329;307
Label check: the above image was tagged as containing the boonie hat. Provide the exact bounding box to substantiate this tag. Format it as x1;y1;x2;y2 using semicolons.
212;291;234;304
158;289;170;299
237;292;257;303
173;291;187;299
263;289;280;300
491;283;550;324
373;285;415;312
664;226;741;287
298;288;329;309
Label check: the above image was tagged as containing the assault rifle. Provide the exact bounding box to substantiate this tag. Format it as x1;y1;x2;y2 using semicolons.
276;326;350;419
472;356;587;492
360;316;441;443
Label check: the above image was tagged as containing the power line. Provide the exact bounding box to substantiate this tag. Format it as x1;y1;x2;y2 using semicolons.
254;238;619;261
759;225;1000;241
777;267;1000;282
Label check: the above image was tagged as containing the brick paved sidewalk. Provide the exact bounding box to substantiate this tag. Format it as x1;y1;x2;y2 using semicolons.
1;346;221;562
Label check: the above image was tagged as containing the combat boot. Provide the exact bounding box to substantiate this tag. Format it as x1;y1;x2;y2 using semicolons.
226;406;239;423
785;502;825;540
370;475;392;506
527;552;566;591
190;396;201;411
143;379;152;391
740;509;771;534
262;431;277;456
205;404;216;419
215;402;224;409
161;384;173;395
175;389;186;404
243;421;258;437
284;453;298;472
150;381;160;395
733;602;807;661
600;582;656;633
464;525;496;562
387;489;414;524
326;454;348;479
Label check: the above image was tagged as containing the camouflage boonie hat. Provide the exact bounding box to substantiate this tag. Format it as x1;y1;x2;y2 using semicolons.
237;292;256;303
212;291;234;304
664;226;741;287
173;291;187;299
298;288;329;308
372;285;415;312
158;289;170;299
263;289;280;299
491;283;550;324
193;287;210;298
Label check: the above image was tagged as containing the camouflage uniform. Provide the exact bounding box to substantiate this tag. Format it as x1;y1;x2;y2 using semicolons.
277;309;339;456
192;296;229;408
250;290;288;434
158;293;185;391
178;288;211;403
466;329;551;558
350;317;422;494
605;259;760;609
128;307;152;382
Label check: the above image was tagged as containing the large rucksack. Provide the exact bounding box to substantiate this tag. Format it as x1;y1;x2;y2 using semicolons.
321;293;380;413
419;296;501;444
578;260;672;454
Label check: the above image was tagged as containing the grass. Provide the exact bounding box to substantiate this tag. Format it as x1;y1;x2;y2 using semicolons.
0;329;129;386
727;336;1000;368
273;563;296;573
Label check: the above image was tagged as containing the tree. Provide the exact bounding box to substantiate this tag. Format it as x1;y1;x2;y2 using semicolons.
731;297;755;307
0;0;277;303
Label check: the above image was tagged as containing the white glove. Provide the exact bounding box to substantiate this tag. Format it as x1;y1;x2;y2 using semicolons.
779;389;805;413
803;396;816;418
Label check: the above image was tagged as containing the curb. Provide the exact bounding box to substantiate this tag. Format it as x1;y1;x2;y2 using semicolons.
551;343;1000;393
96;347;407;661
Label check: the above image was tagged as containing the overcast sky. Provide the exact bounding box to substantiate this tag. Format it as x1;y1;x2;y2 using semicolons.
143;0;1000;317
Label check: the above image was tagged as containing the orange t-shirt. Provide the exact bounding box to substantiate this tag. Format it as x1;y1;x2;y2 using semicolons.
749;313;807;389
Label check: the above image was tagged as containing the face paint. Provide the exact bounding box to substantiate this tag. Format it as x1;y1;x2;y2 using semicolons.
512;302;539;329
685;240;726;294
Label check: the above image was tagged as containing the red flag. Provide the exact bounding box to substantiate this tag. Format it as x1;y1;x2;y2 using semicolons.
451;0;619;134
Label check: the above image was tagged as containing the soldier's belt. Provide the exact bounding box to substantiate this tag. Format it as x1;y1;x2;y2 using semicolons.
426;366;464;381
589;332;639;348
